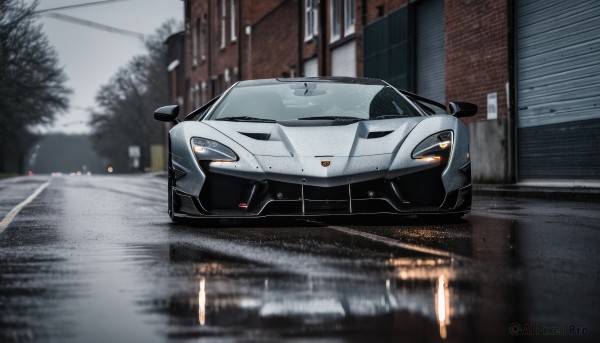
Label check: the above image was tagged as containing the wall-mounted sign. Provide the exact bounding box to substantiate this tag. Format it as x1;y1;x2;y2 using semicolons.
128;145;140;158
487;92;498;120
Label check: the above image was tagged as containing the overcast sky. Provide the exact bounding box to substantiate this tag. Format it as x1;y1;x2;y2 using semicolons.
30;0;183;134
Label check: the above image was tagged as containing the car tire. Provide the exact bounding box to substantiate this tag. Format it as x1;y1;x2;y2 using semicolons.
167;137;179;222
168;167;174;220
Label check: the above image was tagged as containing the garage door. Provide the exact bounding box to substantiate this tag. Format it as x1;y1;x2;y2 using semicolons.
331;40;357;77
416;0;445;104
363;6;411;89
517;0;600;180
304;58;318;77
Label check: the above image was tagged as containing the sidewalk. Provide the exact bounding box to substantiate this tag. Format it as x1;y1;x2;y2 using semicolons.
145;171;167;178
473;182;600;202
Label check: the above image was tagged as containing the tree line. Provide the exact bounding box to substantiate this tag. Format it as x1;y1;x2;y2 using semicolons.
1;0;177;175
0;0;70;174
90;21;178;173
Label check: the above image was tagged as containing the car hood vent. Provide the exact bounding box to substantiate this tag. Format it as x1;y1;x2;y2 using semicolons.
204;116;425;156
367;131;393;139
239;132;271;140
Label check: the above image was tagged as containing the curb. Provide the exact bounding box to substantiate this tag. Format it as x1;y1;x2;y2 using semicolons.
473;184;600;202
144;171;168;178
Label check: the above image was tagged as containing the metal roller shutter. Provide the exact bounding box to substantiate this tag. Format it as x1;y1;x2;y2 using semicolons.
517;0;600;180
331;40;357;77
416;0;445;104
363;6;411;90
304;58;318;77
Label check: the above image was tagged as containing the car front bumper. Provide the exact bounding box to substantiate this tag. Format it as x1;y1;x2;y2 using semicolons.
170;163;471;219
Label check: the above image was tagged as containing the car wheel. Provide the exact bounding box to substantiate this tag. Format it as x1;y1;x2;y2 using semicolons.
167;137;178;222
168;166;174;220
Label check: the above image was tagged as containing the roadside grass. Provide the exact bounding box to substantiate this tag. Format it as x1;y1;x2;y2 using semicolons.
0;173;18;180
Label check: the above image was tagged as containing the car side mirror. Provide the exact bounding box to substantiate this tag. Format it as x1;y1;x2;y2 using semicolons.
448;101;478;118
154;105;180;123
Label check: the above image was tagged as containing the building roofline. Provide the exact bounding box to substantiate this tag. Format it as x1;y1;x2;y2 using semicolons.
163;30;185;45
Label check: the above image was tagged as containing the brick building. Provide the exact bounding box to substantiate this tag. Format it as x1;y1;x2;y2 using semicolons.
175;0;300;115
169;0;600;183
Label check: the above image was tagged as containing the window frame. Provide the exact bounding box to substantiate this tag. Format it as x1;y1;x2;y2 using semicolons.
304;0;318;42
330;0;341;43
220;0;226;49
344;0;355;36
194;18;200;65
200;15;206;61
230;0;237;42
192;18;198;66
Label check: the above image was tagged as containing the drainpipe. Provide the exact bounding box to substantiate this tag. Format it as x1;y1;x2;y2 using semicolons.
319;0;327;75
208;0;212;97
298;0;303;76
238;0;242;80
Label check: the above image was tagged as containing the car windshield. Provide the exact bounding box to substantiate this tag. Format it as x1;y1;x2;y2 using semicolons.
208;82;422;121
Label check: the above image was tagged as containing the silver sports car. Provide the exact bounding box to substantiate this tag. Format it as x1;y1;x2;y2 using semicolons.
154;77;477;221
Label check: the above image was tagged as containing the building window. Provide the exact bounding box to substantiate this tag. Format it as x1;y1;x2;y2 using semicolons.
190;82;204;108
220;0;226;49
224;68;231;87
233;66;239;82
193;84;197;108
304;0;318;42
230;0;237;42
201;81;207;106
330;0;341;43
344;0;355;36
193;18;199;66
200;15;206;60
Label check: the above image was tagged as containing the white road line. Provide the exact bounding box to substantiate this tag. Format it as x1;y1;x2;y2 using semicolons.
0;181;50;233
327;225;470;262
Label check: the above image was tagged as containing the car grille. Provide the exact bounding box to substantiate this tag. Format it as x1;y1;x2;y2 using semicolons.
199;174;401;215
197;167;449;216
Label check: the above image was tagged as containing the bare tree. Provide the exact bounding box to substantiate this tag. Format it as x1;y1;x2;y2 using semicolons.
0;0;70;173
90;21;178;172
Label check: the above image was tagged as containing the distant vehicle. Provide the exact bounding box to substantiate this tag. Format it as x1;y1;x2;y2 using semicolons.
154;77;476;221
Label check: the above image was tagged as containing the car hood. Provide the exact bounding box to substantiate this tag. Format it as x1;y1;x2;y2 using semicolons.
203;117;425;157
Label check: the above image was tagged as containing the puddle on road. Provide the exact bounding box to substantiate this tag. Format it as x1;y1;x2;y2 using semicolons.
138;213;600;342
136;226;521;342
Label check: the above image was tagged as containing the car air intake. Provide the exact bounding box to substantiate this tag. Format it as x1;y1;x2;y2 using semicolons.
367;131;393;139
239;132;270;140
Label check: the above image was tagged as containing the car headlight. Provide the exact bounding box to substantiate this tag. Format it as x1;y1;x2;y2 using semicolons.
412;131;453;160
191;138;237;162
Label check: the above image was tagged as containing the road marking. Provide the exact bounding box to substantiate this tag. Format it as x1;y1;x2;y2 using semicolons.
327;225;470;262
0;181;50;233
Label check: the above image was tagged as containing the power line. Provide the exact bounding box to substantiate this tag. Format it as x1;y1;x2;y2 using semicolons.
36;0;132;14
42;12;146;39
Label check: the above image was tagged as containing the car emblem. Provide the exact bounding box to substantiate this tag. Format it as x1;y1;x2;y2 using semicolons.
321;160;331;167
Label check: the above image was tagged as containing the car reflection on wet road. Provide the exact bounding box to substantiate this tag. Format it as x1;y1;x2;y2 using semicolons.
0;175;598;342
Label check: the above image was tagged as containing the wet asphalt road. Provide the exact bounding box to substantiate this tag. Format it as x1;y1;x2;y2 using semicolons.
0;175;598;343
